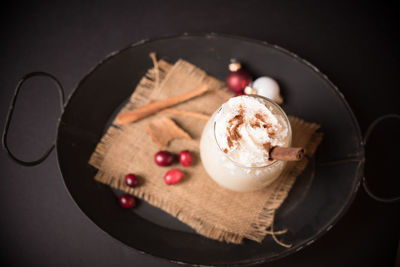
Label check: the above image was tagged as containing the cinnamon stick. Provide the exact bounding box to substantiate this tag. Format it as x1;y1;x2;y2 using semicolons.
116;84;209;124
270;147;304;161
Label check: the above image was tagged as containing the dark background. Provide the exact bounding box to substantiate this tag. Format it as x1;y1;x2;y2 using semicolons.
1;1;399;266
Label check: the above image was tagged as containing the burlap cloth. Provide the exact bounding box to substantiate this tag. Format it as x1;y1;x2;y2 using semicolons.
89;58;323;244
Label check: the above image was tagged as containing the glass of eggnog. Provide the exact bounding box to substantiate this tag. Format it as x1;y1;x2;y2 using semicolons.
200;95;292;192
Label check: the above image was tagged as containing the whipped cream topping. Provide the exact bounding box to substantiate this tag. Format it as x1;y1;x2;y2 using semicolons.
214;96;289;167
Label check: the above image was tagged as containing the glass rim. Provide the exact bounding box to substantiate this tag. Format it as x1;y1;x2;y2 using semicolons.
212;94;292;169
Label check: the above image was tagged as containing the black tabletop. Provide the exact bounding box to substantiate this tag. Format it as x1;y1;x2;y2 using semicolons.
1;1;399;266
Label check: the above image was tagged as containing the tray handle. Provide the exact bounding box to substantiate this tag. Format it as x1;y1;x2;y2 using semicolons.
2;72;65;166
362;114;400;203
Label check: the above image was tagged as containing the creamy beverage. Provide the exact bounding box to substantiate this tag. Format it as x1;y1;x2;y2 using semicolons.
200;95;291;192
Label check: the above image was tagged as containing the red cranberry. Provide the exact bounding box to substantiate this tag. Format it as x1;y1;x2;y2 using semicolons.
154;151;174;166
164;169;184;185
119;194;136;209
179;150;193;167
125;173;139;187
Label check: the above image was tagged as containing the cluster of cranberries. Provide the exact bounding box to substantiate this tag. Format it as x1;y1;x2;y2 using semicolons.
118;173;139;209
154;150;193;185
118;150;194;209
154;150;193;167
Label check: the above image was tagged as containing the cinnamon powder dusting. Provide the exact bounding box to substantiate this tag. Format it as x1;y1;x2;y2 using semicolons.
227;136;234;148
255;113;275;138
255;113;266;123
250;121;261;128
267;128;276;137
226;107;244;148
263;123;272;129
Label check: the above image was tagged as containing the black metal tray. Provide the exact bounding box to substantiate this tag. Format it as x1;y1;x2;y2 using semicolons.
4;34;366;266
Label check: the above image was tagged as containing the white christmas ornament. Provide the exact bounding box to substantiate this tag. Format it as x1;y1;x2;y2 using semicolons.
245;76;283;104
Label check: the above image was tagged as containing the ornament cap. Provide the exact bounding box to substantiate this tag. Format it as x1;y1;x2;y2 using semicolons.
229;60;242;72
244;86;257;95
